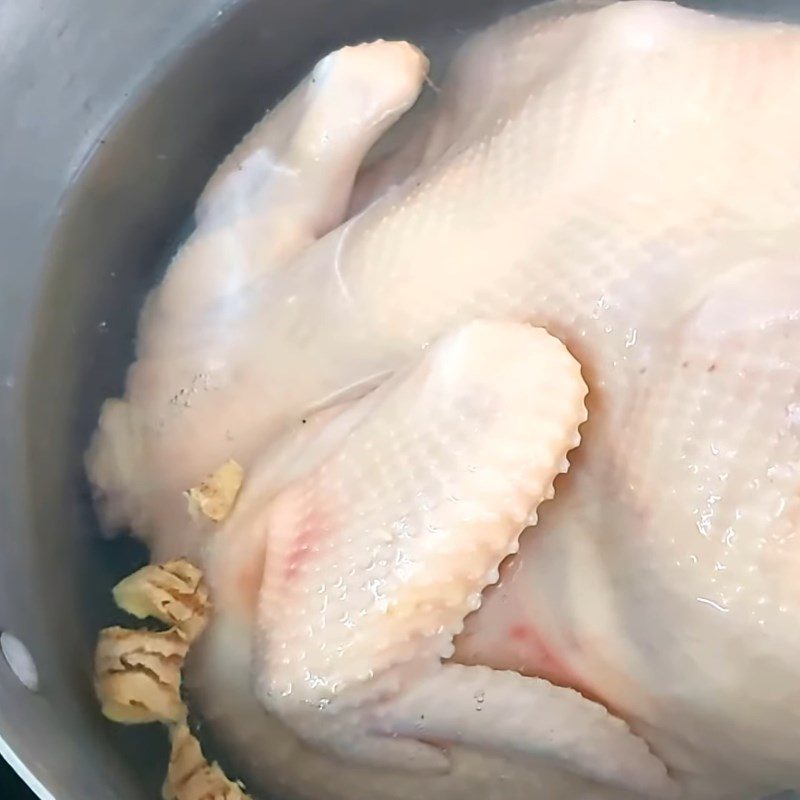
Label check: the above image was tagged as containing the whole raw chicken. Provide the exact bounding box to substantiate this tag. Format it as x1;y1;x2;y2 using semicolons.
87;2;800;799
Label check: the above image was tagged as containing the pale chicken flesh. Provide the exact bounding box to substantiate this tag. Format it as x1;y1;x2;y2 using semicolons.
87;2;800;799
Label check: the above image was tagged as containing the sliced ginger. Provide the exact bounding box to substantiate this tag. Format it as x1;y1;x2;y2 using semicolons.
95;626;188;724
96;557;245;795
185;459;244;523
163;723;251;800
95;557;208;721
113;559;211;644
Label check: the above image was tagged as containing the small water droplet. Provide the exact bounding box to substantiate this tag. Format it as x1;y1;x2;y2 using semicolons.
696;596;729;614
787;403;800;426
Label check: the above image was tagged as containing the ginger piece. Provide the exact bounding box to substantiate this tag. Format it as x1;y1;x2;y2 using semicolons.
95;626;188;724
113;559;211;643
186;459;244;522
163;722;251;800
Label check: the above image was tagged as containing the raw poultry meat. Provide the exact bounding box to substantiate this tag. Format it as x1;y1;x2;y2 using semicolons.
87;1;800;798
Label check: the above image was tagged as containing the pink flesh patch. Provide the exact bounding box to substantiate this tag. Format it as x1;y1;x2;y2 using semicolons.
507;623;579;687
282;509;330;581
452;553;589;700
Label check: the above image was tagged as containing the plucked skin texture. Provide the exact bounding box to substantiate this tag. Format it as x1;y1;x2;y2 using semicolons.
88;2;800;798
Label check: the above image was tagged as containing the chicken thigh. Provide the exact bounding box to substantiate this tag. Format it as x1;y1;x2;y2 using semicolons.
88;1;800;799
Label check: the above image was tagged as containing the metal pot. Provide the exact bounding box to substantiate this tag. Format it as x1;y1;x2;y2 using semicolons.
1;1;799;798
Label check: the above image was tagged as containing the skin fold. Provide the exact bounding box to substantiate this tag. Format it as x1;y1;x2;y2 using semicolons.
88;2;800;798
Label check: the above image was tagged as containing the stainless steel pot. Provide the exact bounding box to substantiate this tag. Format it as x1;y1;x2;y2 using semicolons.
2;1;800;798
